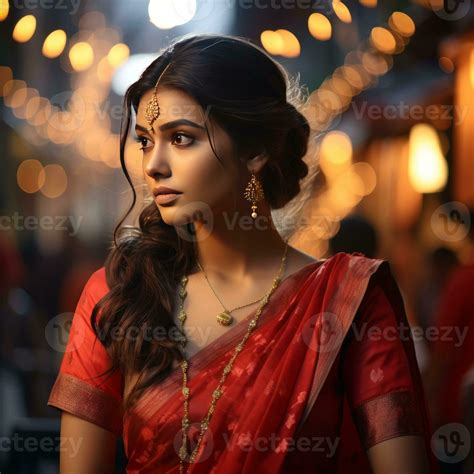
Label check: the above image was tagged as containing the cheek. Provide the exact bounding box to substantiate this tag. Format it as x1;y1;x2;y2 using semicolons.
176;150;234;194
142;142;238;205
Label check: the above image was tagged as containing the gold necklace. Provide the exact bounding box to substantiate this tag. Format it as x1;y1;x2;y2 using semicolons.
196;260;272;327
176;239;289;473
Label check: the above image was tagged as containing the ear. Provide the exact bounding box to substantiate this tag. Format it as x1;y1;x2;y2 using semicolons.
246;152;269;175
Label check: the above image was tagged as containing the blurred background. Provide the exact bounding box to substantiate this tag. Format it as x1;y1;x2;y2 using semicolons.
1;0;474;472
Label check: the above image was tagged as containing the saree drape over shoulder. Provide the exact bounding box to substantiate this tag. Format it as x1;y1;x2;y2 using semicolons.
48;252;438;473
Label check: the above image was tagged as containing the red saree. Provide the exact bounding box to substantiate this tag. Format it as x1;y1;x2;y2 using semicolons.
48;252;438;473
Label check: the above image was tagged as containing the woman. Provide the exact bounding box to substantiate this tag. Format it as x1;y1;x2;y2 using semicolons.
48;34;437;473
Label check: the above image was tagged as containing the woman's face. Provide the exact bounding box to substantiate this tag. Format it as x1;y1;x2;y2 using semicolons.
135;86;244;228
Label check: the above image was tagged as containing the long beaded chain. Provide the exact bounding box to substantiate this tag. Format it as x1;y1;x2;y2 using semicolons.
176;239;289;473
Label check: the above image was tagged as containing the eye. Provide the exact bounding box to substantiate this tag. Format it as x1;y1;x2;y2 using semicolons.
133;132;194;152
134;135;150;151
171;132;194;147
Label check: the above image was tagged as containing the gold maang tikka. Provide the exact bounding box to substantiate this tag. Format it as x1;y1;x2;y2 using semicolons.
244;172;264;219
144;62;173;133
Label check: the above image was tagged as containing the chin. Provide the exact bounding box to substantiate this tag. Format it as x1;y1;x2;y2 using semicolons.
161;201;215;239
157;206;191;227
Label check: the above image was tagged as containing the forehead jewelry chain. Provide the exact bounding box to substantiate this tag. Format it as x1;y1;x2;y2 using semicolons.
144;62;172;133
176;239;289;473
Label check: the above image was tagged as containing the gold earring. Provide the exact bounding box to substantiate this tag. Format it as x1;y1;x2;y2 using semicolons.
144;62;173;133
244;173;264;219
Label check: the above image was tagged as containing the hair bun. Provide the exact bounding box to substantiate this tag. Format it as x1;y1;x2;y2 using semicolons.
260;103;310;209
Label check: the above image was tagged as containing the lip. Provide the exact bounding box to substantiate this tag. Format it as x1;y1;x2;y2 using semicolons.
153;186;182;196
155;193;182;205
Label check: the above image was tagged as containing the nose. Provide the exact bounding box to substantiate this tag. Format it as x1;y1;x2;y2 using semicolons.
144;143;170;179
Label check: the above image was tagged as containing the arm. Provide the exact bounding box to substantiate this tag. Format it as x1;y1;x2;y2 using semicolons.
47;268;125;472
367;435;430;473
342;263;435;472
60;412;117;474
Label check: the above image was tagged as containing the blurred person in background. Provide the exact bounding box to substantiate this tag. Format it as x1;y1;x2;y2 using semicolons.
423;210;474;473
0;234;28;470
328;214;379;258
415;247;459;333
460;362;474;474
329;214;431;372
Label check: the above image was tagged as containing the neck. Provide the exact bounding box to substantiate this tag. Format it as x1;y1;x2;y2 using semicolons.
191;209;288;285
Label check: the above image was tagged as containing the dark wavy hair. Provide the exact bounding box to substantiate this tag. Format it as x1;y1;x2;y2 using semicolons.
91;33;312;412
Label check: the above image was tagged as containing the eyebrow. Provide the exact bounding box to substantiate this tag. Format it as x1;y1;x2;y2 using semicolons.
135;119;206;134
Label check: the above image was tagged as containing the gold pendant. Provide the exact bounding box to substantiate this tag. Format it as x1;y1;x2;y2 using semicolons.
217;311;233;326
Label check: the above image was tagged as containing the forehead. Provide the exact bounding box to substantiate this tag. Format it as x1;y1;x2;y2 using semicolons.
136;86;205;127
